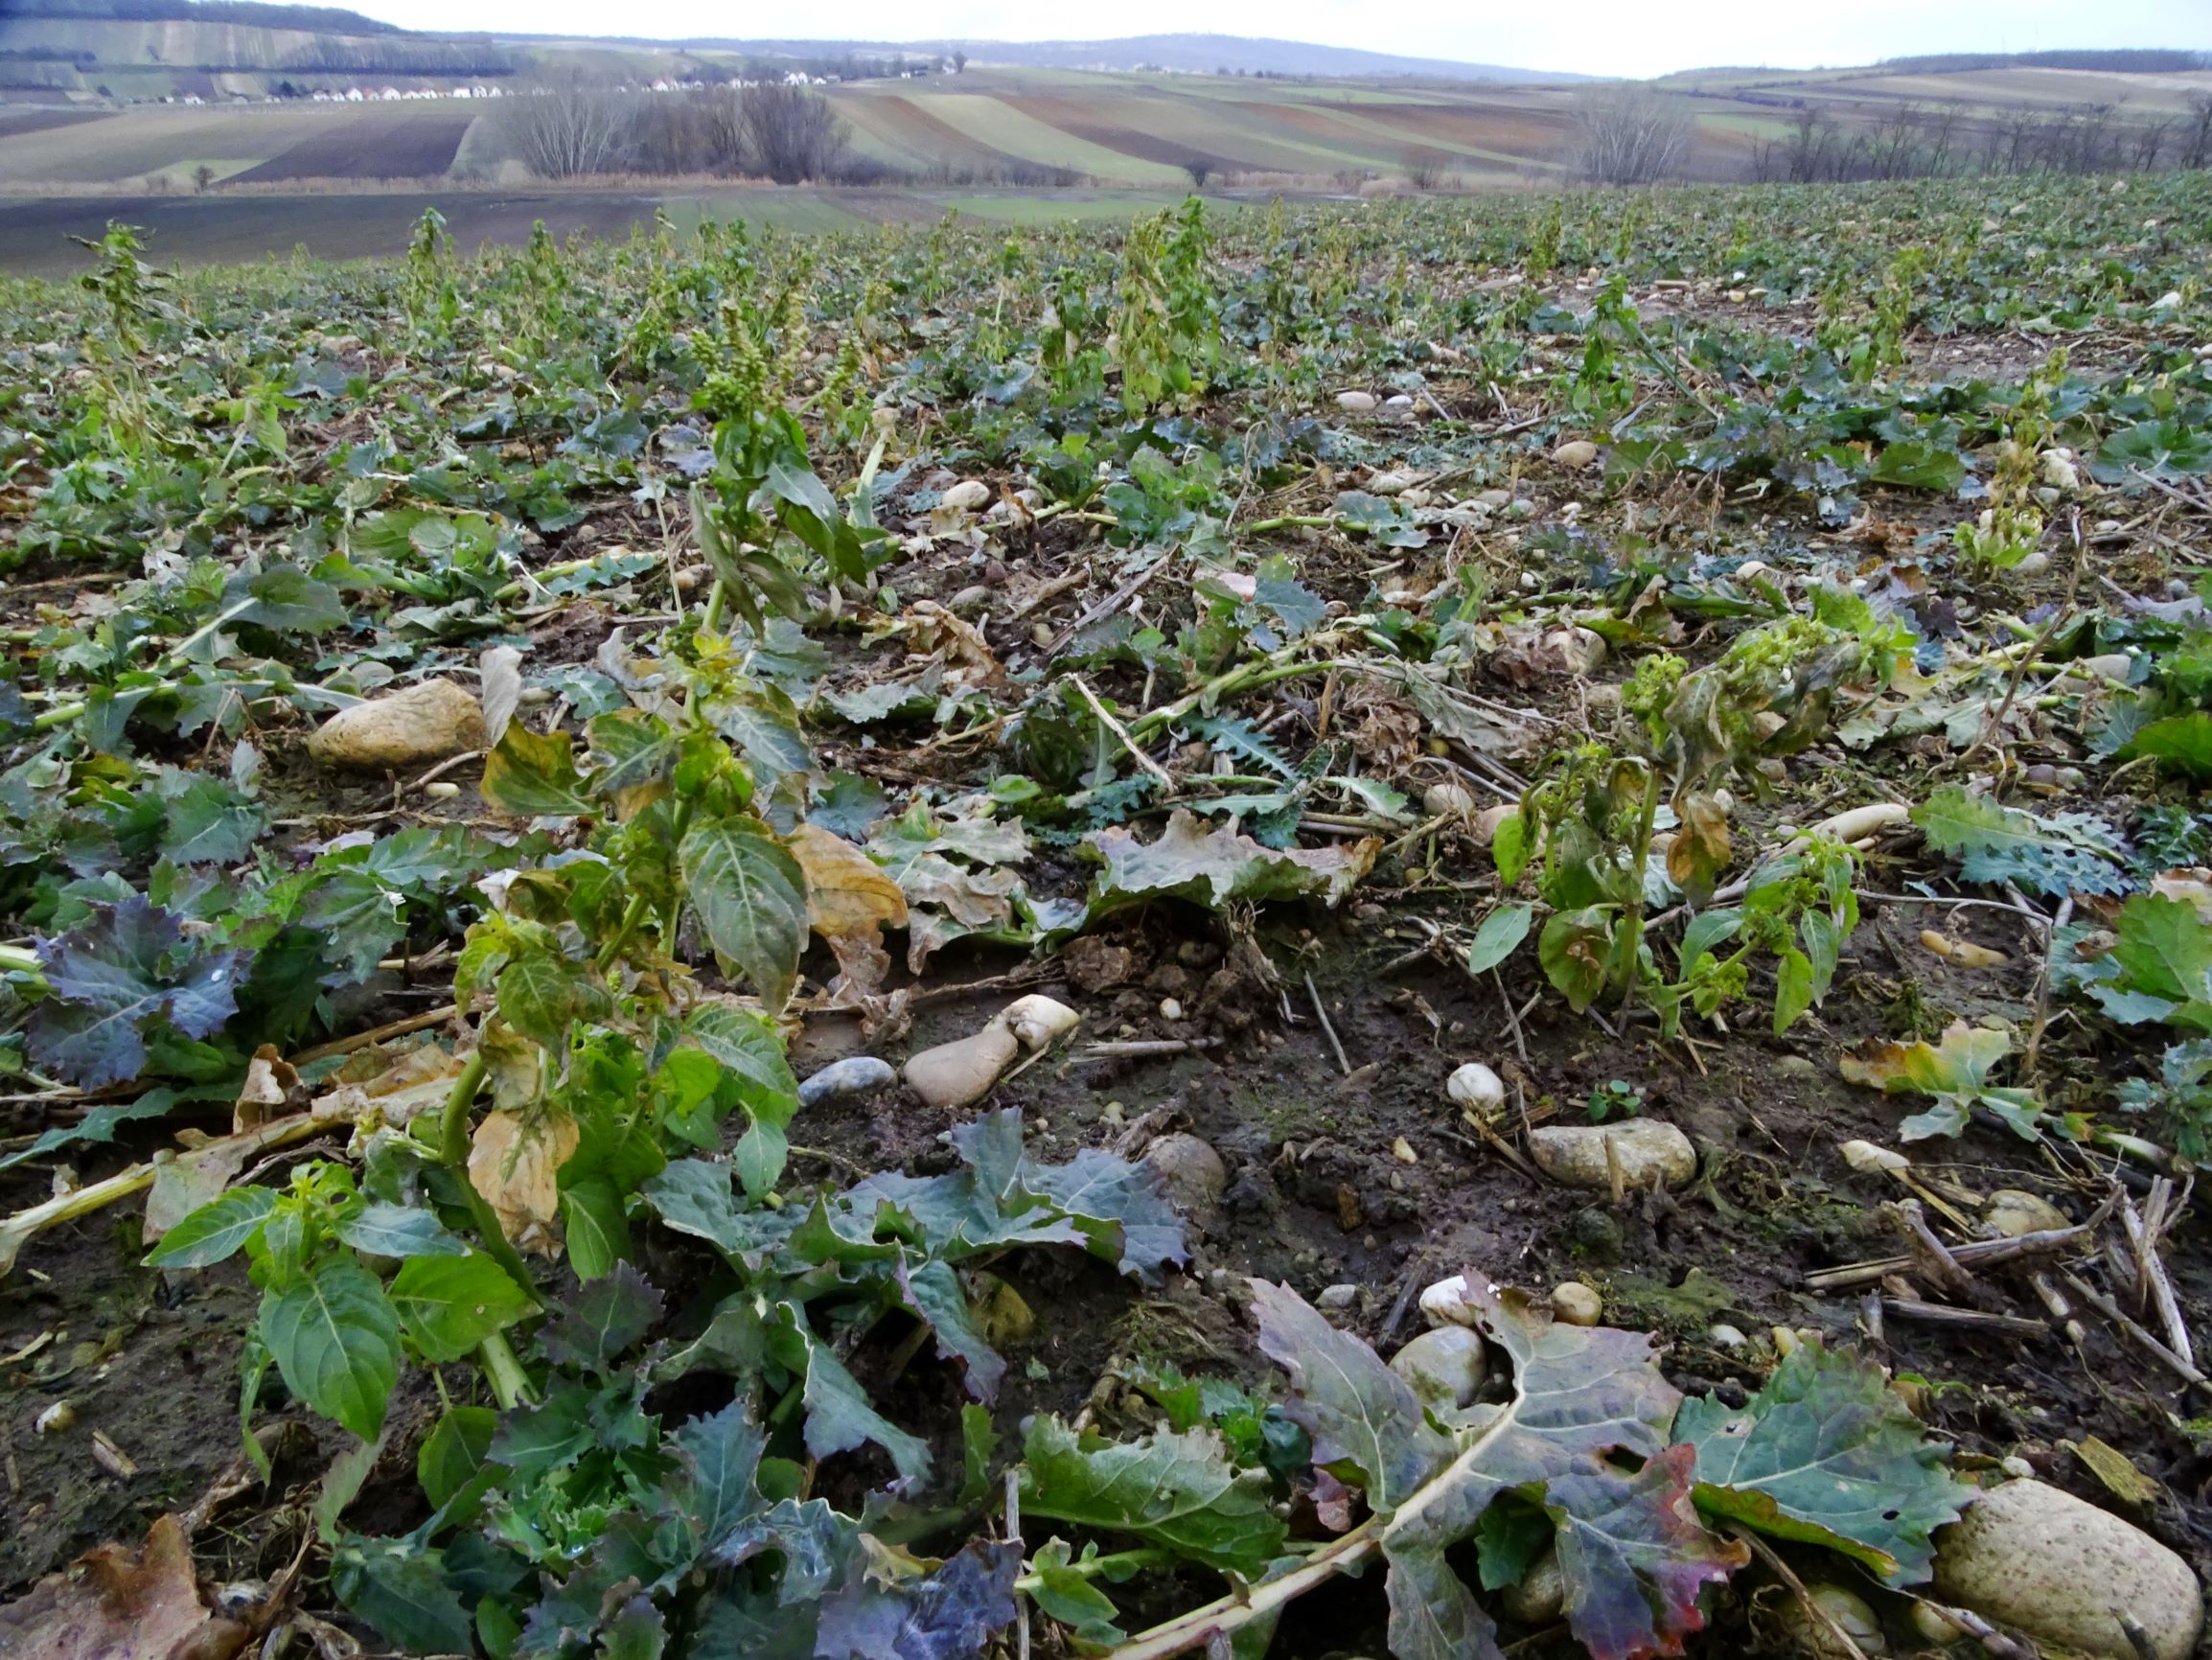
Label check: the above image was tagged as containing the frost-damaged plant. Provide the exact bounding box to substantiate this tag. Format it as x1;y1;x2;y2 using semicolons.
1051;1280;1970;1660
1954;348;2065;572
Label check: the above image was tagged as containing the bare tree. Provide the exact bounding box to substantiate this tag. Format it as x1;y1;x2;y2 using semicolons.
737;83;850;184
2182;94;2212;170
501;70;631;180
1570;85;1693;185
1184;157;1212;189
1403;147;1450;190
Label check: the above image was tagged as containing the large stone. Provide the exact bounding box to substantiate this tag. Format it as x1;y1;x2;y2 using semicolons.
1528;1119;1695;1191
1390;1325;1487;1408
797;1055;898;1108
1932;1479;2202;1660
904;1022;1020;1112
1552;439;1600;469
1335;390;1377;412
1142;1133;1227;1220
307;680;486;772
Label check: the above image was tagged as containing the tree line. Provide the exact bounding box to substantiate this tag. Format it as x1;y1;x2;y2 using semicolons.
499;75;864;185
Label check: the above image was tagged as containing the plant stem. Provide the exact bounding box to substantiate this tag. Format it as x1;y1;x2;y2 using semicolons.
477;1329;534;1410
1124;657;1350;749
434;1051;541;1305
1617;761;1662;1021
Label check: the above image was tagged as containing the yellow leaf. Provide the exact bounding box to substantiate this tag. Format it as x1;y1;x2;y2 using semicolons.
468;1110;580;1257
789;823;909;938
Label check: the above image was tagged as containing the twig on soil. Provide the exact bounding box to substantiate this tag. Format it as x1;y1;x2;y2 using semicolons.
1071;674;1174;787
2059;1269;2209;1388
1880;1299;2047;1337
2117;1182;2195;1371
1305;971;1351;1076
1728;1525;1870;1660
1803;1197;2113;1291
288;1003;459;1066
1924;1602;2043;1660
2024;894;2072;1080
1891;1199;1976;1296
1074;1038;1223;1060
2120;1616;2164;1660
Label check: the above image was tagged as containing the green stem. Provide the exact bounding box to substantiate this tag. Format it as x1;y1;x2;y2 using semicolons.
1616;763;1663;1021
435;1052;542;1306
477;1329;534;1410
158;598;256;673
0;944;42;977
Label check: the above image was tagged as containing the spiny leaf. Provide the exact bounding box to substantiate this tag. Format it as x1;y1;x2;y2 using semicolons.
1912;785;2126;899
1083;808;1376;919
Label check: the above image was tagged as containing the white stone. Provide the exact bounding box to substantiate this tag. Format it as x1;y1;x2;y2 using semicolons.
1317;1282;1360;1311
1142;1133;1226;1218
1390;1326;1487;1408
1335;390;1377;412
1528;1119;1696;1191
1552;439;1600;469
308;680;487;773
1932;1479;2202;1660
939;479;990;512
1446;1063;1507;1113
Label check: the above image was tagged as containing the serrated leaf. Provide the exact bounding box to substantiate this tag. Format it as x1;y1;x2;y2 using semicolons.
1678;1338;1970;1582
331;1534;475;1656
2121;711;2212;780
785;1305;933;1482
1083;809;1376;920
1912;785;2126;898
542;1260;663;1368
495;949;611;1049
680;815;808;1015
389;1252;533;1363
259;1258;400;1440
1255;1279;1742;1660
29;896;251;1089
158;772;267;865
1019;1417;1287;1577
673;1397;768;1554
2108;894;2212;1006
816;1537;1020;1660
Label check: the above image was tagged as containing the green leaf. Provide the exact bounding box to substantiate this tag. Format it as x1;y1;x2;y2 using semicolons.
1773;947;1814;1035
2108;894;2212;1006
1912;785;2127;898
1466;903;1533;976
331;1534;476;1656
680;816;809;1015
260;1258;401;1440
335;1201;465;1259
682;1004;801;1132
542;1261;664;1368
1;1090;178;1174
2121;712;2212;780
783;1305;932;1482
1491;809;1531;887
495;949;611;1050
1868;440;1966;492
958;1403;998;1508
389;1253;532;1364
146;1185;276;1268
561;1176;631;1280
1840;1021;2011;1097
418;1403;497;1511
1019;1416;1287;1577
158;772;267;865
29;895;251;1090
225;565;348;634
481;725;594;818
1679;1338;1971;1583
2091;418;2212;485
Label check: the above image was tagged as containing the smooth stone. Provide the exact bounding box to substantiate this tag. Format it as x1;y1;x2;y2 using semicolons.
1317;1282;1360;1312
1543;626;1607;674
1390;1326;1487;1408
1501;1548;1564;1623
797;1055;897;1108
1707;1322;1748;1349
1775;1583;1889;1660
1475;488;1513;509
1551;1282;1601;1326
1422;781;1476;817
308;680;487;772
1931;1479;2202;1660
948;584;994;615
939;479;990;512
1142;1133;1227;1219
904;1022;1020;1113
1552;439;1600;469
1334;390;1377;412
1529;1119;1696;1191
1446;1062;1506;1113
1984;1189;2068;1238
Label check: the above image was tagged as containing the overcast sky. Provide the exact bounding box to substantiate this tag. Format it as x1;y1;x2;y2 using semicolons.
348;0;2208;79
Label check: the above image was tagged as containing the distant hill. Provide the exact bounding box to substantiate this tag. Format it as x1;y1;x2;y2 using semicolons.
709;35;1587;82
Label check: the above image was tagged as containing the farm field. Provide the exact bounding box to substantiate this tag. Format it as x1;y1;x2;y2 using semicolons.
0;185;1197;274
1;173;2211;1660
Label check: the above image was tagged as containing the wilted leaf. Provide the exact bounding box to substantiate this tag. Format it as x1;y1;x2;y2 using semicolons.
1838;1022;2039;1141
469;1109;581;1255
1665;794;1731;907
479;645;525;748
1678;1339;1970;1582
481;724;595;818
0;1513;248;1660
1084;809;1376;919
